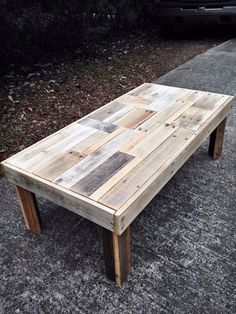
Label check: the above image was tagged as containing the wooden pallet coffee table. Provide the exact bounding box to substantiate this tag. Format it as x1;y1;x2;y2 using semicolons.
1;83;234;284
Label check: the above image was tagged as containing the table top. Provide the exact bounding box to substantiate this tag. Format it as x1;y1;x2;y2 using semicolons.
2;83;234;234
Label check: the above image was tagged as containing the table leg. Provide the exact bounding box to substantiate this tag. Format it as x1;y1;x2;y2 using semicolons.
209;118;227;160
15;186;41;235
103;226;131;284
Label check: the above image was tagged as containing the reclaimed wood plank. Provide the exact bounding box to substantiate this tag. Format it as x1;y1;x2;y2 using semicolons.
128;123;178;159
35;150;85;181
149;88;187;111
88;101;125;121
83;128;124;155
103;226;131;284
127;83;154;96
71;130;107;154
118;95;153;108
54;129;140;189
163;91;204;124
20;125;96;173
144;84;180;101
103;105;133;123
99;128;194;210
7;122;82;166
114;108;155;129
173;94;229;131
119;132;146;153
135;90;193;133
15;186;41;235
209;117;227;159
135;113;162;133
77;117;118;133
90;157;141;201
71;152;134;197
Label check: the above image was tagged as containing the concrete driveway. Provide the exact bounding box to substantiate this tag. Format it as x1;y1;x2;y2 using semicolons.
0;39;235;314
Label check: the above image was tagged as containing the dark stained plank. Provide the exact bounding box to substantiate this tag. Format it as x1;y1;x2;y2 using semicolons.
71;151;134;196
77;117;118;133
209;117;227;160
103;226;131;284
88;101;125;121
15;186;41;235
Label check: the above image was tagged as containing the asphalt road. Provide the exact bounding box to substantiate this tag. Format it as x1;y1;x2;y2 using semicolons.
0;39;235;314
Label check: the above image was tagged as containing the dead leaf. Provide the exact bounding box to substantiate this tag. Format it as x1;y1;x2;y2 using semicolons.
8;95;14;102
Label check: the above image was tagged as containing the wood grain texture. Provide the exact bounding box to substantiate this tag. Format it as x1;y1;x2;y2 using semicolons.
118;95;153;108
103;226;131;284
128;123;177;159
114;108;155;129
19;125;96;173
128;83;153;96
88;100;125;121
71;152;134;197
35;150;85;181
173;94;229;131
209;117;227;159
15;186;41;235
53;129;139;189
77;118;118;133
99;128;194;210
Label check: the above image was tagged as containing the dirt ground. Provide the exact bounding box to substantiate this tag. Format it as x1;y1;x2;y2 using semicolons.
0;31;223;166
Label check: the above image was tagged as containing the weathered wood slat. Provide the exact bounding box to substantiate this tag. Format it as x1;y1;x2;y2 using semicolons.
20;125;96;173
128;83;153;96
173;94;229;130
144;84;180;101
163;91;204;124
90;157;141;201
7;122;81;166
71;130;107;154
120;132;146;153
83;128;124;155
103;105;133;123
99;128;194;210
128;123;177;159
149;88;187;111
54;129;140;189
88;100;124;121
114;108;155;129
77;117;118;133
135;113;161;133
71;152;134;197
35;150;85;181
135;91;193;133
118;95;153;108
